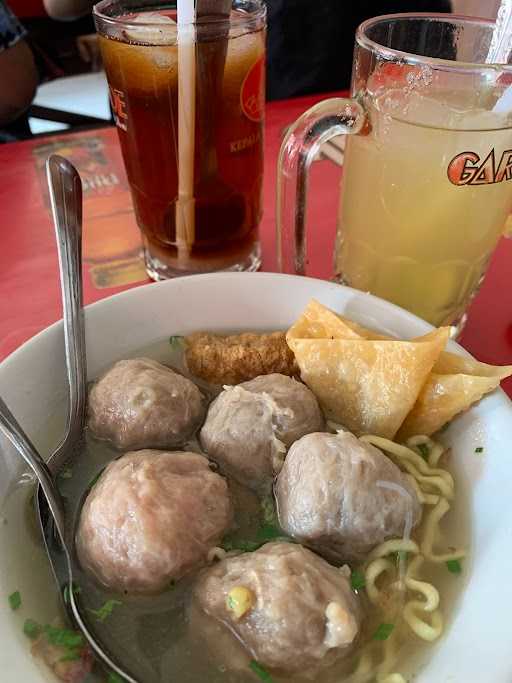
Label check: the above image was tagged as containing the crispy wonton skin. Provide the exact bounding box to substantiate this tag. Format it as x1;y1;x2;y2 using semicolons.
398;353;512;438
287;299;389;341
397;372;509;439
287;328;449;439
289;300;512;438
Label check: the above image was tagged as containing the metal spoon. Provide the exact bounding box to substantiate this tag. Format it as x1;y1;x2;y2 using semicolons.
44;153;87;475
0;398;138;682
0;156;139;682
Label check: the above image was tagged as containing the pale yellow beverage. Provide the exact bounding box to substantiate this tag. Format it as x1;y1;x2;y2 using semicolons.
335;91;512;327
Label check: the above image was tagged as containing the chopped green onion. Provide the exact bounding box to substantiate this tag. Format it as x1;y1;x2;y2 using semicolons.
43;625;84;649
88;599;122;622
107;673;125;683
59;650;82;662
23;619;42;640
416;443;430;460
395;550;408;564
169;335;183;348
446;559;462;574
235;540;261;552
260;497;278;525
227;595;235;609
8;590;21;610
221;537;261;553
350;570;366;591
63;582;81;605
249;659;274;682
257;524;282;542
88;467;106;489
23;620;85;657
475;447;484;454
59;468;73;480
373;623;395;641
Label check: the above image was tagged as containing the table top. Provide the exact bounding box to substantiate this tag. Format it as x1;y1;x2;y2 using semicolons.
1;92;511;397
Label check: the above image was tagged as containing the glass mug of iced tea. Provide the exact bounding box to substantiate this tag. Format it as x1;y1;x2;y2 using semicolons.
94;0;265;279
277;13;512;332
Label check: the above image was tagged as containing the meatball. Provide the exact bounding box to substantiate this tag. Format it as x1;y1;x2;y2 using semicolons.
193;542;361;676
199;373;324;490
276;431;421;564
76;450;232;593
88;358;204;450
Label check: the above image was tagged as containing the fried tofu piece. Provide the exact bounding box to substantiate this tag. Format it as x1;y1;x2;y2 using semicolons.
184;332;298;385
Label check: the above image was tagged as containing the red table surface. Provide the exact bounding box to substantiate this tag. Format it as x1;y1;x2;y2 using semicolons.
7;0;46;18
1;92;512;396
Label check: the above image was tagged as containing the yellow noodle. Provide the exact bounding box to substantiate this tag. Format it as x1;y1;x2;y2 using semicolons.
403;601;444;641
361;435;454;499
421;498;466;563
405;556;439;612
405;473;440;506
361;435;449;478
406;435;445;468
347;434;464;680
401;461;453;499
346;650;376;683
365;558;395;605
377;629;400;676
367;538;419;563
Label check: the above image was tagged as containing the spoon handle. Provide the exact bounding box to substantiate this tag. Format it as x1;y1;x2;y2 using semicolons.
0;397;66;541
46;155;88;471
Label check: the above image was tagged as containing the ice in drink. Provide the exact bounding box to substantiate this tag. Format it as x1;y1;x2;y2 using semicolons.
99;9;265;276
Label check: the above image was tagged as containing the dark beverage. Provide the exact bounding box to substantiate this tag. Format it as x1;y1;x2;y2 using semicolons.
96;4;265;278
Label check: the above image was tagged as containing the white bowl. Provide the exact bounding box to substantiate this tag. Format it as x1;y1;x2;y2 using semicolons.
0;272;511;683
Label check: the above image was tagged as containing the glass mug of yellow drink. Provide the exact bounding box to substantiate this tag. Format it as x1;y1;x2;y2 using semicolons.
277;13;512;332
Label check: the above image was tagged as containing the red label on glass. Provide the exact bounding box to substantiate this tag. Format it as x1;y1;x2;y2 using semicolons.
109;87;128;131
447;149;512;186
240;56;265;123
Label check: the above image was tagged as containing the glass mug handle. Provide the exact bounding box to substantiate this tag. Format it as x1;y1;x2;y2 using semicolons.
277;98;366;275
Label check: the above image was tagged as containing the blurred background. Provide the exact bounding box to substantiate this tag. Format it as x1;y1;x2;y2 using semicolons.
0;0;504;141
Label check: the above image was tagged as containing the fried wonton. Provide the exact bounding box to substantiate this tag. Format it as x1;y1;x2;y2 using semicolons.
287;299;366;340
287;299;391;341
398;353;512;438
315;305;512;437
288;299;512;438
287;328;449;439
397;371;511;439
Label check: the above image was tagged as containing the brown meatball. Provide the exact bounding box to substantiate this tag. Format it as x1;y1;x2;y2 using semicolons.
88;358;204;450
76;450;232;594
193;542;361;676
199;373;324;491
276;431;421;564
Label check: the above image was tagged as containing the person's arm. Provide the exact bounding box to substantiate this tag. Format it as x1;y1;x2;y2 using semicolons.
0;2;37;126
42;0;94;21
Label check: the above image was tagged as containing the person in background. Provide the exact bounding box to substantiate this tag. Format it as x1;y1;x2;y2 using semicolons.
42;0;93;20
41;0;102;69
266;0;453;100
41;0;454;100
0;1;38;139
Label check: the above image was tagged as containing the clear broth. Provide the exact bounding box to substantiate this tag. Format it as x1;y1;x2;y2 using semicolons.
1;336;471;682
